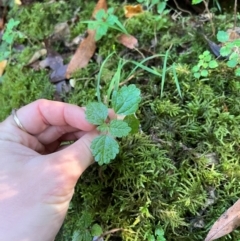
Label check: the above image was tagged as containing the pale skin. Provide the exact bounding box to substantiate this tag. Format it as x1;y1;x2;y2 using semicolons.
0;99;105;241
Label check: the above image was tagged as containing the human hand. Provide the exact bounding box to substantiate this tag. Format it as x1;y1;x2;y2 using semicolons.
0;99;99;241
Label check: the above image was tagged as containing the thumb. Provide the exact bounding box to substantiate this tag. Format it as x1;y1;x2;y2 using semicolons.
50;130;99;183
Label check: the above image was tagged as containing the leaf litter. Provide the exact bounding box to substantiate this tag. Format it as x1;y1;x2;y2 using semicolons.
205;198;240;241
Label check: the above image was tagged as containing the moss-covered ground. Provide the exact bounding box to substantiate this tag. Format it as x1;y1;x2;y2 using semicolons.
1;0;240;240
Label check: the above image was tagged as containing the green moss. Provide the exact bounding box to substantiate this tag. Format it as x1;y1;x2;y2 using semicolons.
0;64;54;121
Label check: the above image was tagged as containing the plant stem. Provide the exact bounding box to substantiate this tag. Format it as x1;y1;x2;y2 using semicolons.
234;0;238;29
203;0;215;36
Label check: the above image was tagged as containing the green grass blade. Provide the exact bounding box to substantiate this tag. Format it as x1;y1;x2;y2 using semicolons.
97;52;115;103
160;47;170;98
172;63;182;98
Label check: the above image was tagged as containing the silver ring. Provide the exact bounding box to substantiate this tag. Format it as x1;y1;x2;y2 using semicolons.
12;109;28;133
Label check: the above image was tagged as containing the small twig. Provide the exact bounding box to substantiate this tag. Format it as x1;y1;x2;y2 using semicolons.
173;0;192;16
202;0;215;36
234;0;238;29
95;228;124;241
119;70;143;86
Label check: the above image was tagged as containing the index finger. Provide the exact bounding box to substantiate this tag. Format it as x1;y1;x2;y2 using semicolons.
11;99;95;135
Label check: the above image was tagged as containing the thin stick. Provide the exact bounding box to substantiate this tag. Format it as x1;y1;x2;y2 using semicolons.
95;228;123;241
203;0;215;36
173;0;192;16
234;0;238;29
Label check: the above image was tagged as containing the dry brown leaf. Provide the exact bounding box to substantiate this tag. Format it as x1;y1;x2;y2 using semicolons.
124;5;144;18
0;60;7;76
66;0;107;78
0;18;4;31
205;198;240;241
65;30;96;78
117;34;138;49
27;49;47;65
92;0;107;18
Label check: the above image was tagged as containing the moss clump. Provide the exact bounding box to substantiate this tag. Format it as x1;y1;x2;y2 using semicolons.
0;64;54;121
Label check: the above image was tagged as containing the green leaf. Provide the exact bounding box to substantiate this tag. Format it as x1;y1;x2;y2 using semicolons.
203;50;210;56
208;60;218;68
85;102;108;125
95;9;106;20
217;30;229;43
155;228;164;236
112;84;141;115
157;2;166;14
95;24;108;41
192;65;199;73
203;54;211;62
109;119;131;137
192;0;202;4
124;114;140;134
147;234;155;241
106;14;118;26
227;58;238;68
91;135;119;165
91;224;103;236
202;63;208;68
235;67;240;76
194;72;201;79
97;123;109;133
200;69;208;77
7;18;20;30
220;45;232;57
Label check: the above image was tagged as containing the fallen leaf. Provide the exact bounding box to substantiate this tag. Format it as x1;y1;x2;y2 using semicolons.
65;30;96;78
92;0;107;18
124;5;144;18
66;0;107;78
117;34;138;49
27;49;47;65
0;60;7;76
51;22;70;41
0;18;4;31
205;198;240;241
39;52;67;83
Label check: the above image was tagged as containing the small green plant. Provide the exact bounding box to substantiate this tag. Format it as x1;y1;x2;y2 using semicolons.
0;18;25;61
72;211;103;241
85;84;141;165
191;50;218;79
137;0;168;14
217;30;240;76
147;226;166;241
82;8;129;41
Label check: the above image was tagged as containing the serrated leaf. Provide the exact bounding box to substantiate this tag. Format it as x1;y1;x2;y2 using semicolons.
91;135;119;165
109;119;131;137
97;123;109;133
208;60;218;68
91;224;103;236
112;84;141;115
217;31;229;43
123;114;140;134
85;102;108;125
